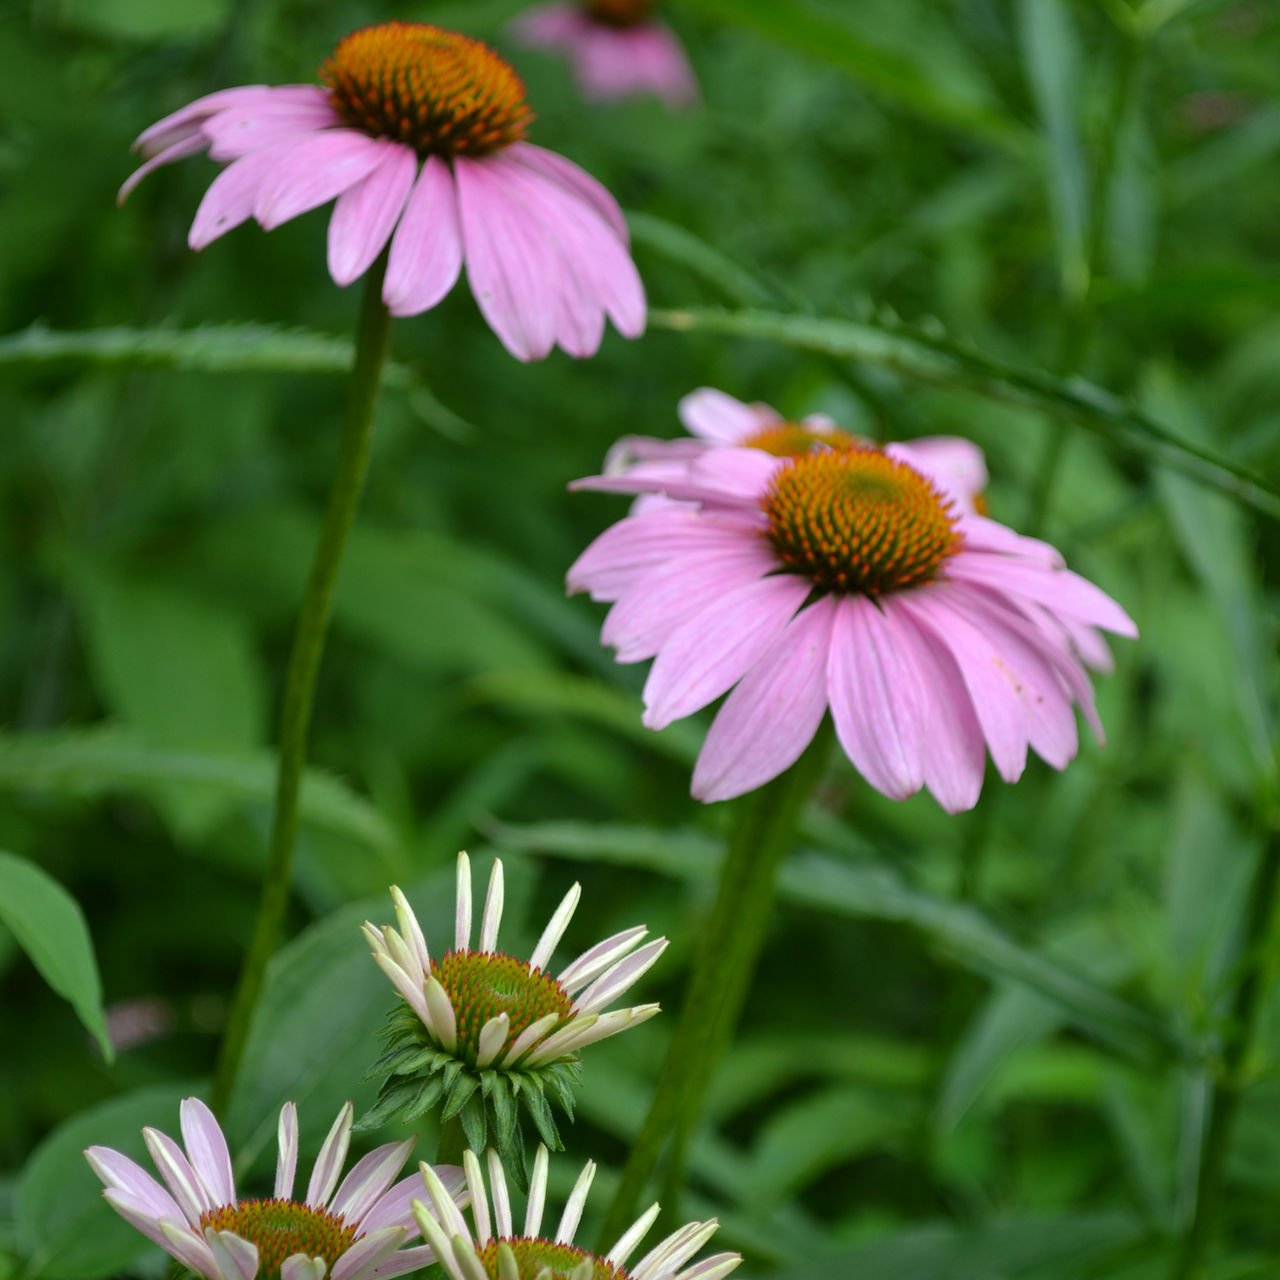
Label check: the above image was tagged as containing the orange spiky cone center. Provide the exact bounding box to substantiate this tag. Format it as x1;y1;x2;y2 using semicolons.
200;1201;357;1280
477;1239;626;1280
763;449;961;595
320;22;533;157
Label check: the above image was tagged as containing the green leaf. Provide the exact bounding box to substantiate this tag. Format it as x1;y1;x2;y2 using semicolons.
1018;0;1090;299
485;818;721;879
58;0;230;40
441;1071;480;1123
647;307;1280;522
460;1092;487;1154
626;212;777;307
0;324;472;439
0;852;110;1060
0;729;396;855
677;0;1031;154
15;1083;191;1280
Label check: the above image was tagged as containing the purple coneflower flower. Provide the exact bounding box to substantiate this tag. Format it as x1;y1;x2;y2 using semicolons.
568;434;1136;811
412;1144;740;1280
361;855;665;1168
85;1097;466;1280
120;22;645;362
511;0;698;108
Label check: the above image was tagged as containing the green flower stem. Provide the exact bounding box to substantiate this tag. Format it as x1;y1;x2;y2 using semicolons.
1175;818;1280;1280
597;721;833;1249
437;1116;467;1166
210;252;392;1115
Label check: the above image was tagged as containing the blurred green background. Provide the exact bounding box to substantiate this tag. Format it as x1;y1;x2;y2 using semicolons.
2;0;1280;1276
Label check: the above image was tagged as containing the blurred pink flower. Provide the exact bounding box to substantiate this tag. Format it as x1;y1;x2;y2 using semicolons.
86;1096;466;1280
569;438;1136;811
605;386;990;517
119;22;645;362
511;1;698;107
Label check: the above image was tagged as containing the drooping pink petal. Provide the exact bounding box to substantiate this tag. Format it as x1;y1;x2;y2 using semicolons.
329;1139;416;1227
118;133;209;206
571;447;782;507
827;596;928;801
678;388;780;445
384;156;464;317
956;514;1064;567
133;86;275;157
327;143;417;287
359;1165;467;1237
157;1220;221;1279
945;551;1137;636
880;596;986;812
86;1146;186;1225
364;1246;439;1280
189;144;291;250
454;155;558;361
693;598;836;802
253;131;388;232
203;98;342;162
507;141;630;244
602;541;777;662
180;1099;235;1208
566;506;762;601
643;572;811;728
887;437;988;514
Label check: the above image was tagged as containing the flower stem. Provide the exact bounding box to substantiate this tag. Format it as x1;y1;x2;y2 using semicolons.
1174;819;1280;1280
210;252;392;1115
597;720;833;1248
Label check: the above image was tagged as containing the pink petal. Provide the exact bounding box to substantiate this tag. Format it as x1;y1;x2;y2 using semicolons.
566;506;760;601
134;85;275;156
204;99;342;162
887;437;988;513
306;1103;354;1209
692;598;836;802
359;1165;467;1237
507;141;630;244
205;1230;259;1280
330;1227;409;1280
144;1127;215;1227
86;1146;186;1224
957;514;1064;567
827;596;928;801
364;1246;439;1280
118;133;209;205
327;143;417;287
253;131;388;232
157;1220;221;1279
573;22;700;108
880;596;986;812
329;1140;416;1227
384;156;464;316
189;144;289;250
454;154;558;361
945;551;1137;636
180;1098;235;1208
602;541;777;662
643;572;811;728
678;388;780;444
572;447;782;507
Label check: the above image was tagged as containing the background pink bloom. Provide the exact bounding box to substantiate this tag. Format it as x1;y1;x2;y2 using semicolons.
569;440;1136;811
511;3;699;107
120;25;646;363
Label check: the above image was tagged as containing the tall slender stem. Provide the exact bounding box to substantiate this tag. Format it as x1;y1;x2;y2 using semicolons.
1174;820;1280;1280
210;253;392;1115
597;722;832;1249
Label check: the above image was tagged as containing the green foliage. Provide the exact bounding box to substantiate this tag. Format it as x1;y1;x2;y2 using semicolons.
2;0;1280;1276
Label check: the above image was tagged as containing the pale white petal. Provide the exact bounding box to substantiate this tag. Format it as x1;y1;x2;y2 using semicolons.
502;1012;559;1063
524;1145;549;1238
475;1015;510;1069
424;978;458;1052
529;884;580;972
486;1150;513;1239
391;887;431;976
555;1160;596;1244
455;852;472;952
306;1103;354;1209
606;1203;660;1268
479;860;504;952
559;926;648;994
275;1102;299;1201
463;1151;490;1244
281;1256;328;1280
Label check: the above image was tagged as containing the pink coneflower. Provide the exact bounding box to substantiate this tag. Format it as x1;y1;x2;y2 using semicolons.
606;387;989;517
85;1097;467;1280
568;436;1136;811
411;1144;740;1280
120;22;645;362
511;0;698;108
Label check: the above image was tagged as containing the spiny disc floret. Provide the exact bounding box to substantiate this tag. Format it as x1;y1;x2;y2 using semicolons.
320;23;533;157
200;1201;357;1280
586;0;655;27
763;450;960;595
478;1239;624;1280
742;423;859;458
435;950;574;1062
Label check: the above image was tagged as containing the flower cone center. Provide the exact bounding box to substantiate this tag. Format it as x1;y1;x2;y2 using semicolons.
435;950;574;1060
742;423;860;458
763;450;960;595
200;1201;357;1280
320;23;533;157
478;1238;625;1280
585;0;655;27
